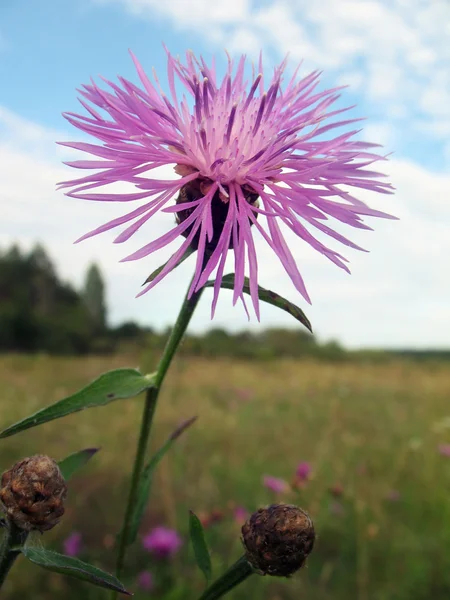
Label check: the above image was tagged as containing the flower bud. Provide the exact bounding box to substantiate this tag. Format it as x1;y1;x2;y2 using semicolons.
0;455;67;532
241;503;315;577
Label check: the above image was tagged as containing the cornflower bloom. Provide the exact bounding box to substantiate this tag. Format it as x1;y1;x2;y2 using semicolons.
59;49;394;316
137;570;154;591
233;505;249;524
296;461;312;481
142;526;182;558
263;475;290;494
63;531;82;557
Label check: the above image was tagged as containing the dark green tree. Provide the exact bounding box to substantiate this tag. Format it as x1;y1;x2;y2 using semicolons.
82;263;107;334
0;244;93;353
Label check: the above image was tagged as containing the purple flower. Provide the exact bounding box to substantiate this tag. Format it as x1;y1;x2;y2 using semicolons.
137;570;154;591
438;444;450;457
296;461;311;481
234;506;249;523
142;526;182;558
63;532;82;557
263;475;289;494
60;49;394;317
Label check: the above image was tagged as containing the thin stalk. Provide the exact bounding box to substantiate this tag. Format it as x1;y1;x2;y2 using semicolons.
113;282;204;593
0;522;28;589
198;556;254;600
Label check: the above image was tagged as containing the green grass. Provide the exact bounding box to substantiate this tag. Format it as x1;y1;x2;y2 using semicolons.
1;352;450;599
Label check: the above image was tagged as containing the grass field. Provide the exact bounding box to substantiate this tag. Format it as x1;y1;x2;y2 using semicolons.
1;352;450;599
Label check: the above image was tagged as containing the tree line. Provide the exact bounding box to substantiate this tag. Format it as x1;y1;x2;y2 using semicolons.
1;244;448;361
0;244;108;353
0;243;336;358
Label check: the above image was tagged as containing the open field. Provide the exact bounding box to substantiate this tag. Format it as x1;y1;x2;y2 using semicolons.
1;352;450;599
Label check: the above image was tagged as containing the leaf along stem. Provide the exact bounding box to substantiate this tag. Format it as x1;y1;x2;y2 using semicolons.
197;555;254;600
112;279;204;596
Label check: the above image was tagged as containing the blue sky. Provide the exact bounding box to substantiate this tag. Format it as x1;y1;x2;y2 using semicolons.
1;0;449;348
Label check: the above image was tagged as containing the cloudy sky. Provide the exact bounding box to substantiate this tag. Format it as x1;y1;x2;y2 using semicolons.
1;0;449;348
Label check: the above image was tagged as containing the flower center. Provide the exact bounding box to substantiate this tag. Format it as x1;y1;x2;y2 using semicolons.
175;178;259;253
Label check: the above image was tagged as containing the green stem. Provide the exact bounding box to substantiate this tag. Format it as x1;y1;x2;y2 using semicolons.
198;556;254;600
113;281;204;591
0;522;28;589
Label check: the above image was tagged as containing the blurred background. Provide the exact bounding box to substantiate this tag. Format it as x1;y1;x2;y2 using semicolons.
1;0;449;598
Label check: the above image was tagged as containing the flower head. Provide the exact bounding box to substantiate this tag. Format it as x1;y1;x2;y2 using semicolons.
0;455;67;532
295;461;311;481
234;505;249;524
137;570;154;591
142;526;182;558
60;49;395;317
263;475;289;494
63;531;82;556
241;503;315;576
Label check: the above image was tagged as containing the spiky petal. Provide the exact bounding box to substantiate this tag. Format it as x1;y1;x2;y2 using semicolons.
59;49;395;318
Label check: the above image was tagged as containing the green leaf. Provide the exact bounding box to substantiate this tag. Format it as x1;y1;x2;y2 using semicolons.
189;510;212;584
58;448;99;481
128;416;198;545
0;369;156;439
197;556;254;600
205;274;312;332
143;246;195;285
21;547;131;595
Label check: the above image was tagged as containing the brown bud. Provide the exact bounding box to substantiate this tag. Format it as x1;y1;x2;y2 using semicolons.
0;455;67;532
241;503;315;577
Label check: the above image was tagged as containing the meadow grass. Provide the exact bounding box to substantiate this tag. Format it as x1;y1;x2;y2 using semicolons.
0;352;450;599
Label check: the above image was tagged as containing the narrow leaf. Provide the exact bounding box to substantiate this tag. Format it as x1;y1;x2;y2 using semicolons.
128;416;198;545
58;448;99;481
197;556;254;600
189;510;212;584
0;369;156;439
21;547;131;595
143;246;195;285
205;274;312;332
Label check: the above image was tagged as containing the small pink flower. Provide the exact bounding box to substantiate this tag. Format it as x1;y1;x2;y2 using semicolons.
263;475;289;494
296;461;311;481
142;526;183;558
438;444;450;457
137;570;154;591
233;506;249;524
63;532;82;557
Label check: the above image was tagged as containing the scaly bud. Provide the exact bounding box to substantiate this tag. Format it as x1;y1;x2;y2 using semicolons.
241;503;315;577
0;455;67;532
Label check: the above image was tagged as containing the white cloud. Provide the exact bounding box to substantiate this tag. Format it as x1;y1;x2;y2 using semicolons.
94;0;450;151
2;107;449;348
94;0;250;25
